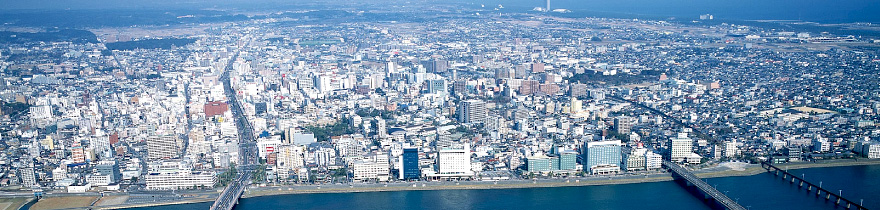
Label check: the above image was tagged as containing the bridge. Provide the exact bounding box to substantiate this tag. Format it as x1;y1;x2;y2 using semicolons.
663;160;747;210
760;162;868;210
211;173;251;210
209;51;259;210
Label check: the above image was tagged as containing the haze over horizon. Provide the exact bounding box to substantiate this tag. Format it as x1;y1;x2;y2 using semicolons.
2;0;879;23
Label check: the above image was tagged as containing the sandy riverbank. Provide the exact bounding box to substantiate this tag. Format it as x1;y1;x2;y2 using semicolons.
29;196;96;210
104;159;880;210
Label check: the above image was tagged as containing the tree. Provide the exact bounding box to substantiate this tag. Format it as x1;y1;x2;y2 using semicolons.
251;164;267;183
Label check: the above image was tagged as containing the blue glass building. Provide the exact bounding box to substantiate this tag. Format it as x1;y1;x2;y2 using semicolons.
400;148;420;180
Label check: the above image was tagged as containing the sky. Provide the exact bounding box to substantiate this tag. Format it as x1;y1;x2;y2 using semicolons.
1;0;878;23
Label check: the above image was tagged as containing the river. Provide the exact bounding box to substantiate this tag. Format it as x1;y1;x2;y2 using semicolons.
127;164;880;210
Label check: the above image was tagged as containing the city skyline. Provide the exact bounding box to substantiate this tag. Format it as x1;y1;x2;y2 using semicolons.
0;0;879;209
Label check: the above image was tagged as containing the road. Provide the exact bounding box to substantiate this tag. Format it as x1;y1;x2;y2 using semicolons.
210;51;259;210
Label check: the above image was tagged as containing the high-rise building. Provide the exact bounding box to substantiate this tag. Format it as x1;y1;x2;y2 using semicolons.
531;62;545;73
723;140;738;158
785;147;802;162
583;140;622;174
526;156;552;172
427;80;447;94
668;133;692;163
147;135;181;160
277;144;305;179
399;148;420;180
204;101;229;118
458;99;487;124
18;167;37;187
558;151;578;170
570;83;588;98
386;61;397;76
375;117;387;138
71;142;86;163
438;144;472;175
614;116;634;134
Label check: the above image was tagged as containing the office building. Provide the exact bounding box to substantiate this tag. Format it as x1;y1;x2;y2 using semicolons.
668;133;692;163
458;100;487;124
583;140;622;174
351;152;390;182
438;144;472;175
96;160;121;183
614;116;634;134
399;148;420;180
147;135;181;160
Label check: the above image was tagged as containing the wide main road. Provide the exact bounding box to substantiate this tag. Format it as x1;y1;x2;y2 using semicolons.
211;51;258;210
219;51;258;166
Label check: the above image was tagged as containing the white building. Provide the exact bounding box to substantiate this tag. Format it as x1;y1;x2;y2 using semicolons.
87;174;113;186
276;144;305;179
437;143;472;175
147;135;180;160
18;167;38;187
144;161;215;190
724;140;738;158
458;100;487;124
813;136;831;152
350;152;390;182
668;132;692;163
646;152;662;170
858;142;880;159
145;171;216;190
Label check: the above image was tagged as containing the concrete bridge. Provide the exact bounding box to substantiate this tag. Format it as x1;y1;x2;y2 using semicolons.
760;162;868;210
663;160;747;210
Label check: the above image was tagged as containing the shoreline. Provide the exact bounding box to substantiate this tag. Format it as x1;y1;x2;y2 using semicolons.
104;159;880;209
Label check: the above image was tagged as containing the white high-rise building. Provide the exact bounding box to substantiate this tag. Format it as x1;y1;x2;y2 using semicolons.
458;100;487;124
584;140;622;174
646;152;662;170
375;117;387;138
147;135;180;160
276;144;305;179
438;143;472;175
19;167;38;187
386;62;397;76
668;132;692;163
724;140;738;157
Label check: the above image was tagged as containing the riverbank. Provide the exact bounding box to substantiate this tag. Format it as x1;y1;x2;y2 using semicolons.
0;198;29;210
102;159;880;210
692;158;880;179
